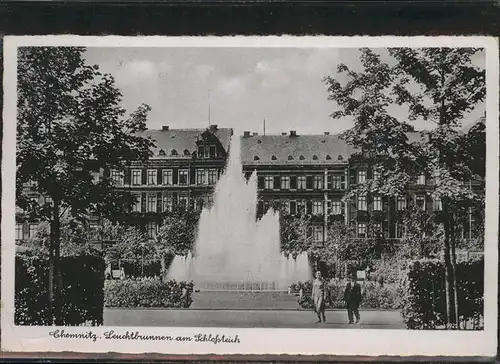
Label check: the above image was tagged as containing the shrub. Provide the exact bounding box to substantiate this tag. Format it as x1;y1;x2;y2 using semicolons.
15;255;105;326
400;258;484;330
104;279;194;308
119;260;162;279
292;280;401;310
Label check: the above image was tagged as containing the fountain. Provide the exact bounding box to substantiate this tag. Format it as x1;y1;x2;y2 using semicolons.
168;131;311;291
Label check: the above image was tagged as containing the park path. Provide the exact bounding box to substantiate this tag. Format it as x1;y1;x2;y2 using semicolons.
103;308;405;329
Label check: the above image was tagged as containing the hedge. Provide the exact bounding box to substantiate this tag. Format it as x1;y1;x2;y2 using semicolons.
400;258;484;330
293;280;401;310
15;255;105;326
104;279;194;308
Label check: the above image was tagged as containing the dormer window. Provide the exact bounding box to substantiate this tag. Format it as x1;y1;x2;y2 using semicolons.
288;155;294;160
299;155;305;160
183;149;190;156
171;149;178;156
198;145;205;158
271;155;277;160
326;155;332;160
338;155;344;161
254;156;260;161
312;155;318;160
159;149;166;156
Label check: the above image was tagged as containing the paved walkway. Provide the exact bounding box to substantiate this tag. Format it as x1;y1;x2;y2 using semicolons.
104;308;405;329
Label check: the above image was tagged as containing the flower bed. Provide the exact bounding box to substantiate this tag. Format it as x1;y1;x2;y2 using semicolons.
104;279;194;308
292;280;401;310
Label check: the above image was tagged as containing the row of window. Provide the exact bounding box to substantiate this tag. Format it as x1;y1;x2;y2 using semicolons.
260;174;346;191
356;194;442;212
356;169;426;185
131;193;214;213
156;145;218;158
15;223;39;240
110;168;220;186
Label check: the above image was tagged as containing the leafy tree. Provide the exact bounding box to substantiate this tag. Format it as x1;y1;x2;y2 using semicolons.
17;47;155;324
279;213;312;258
324;47;485;328
155;208;200;275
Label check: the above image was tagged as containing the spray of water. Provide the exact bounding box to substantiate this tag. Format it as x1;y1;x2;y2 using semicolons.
168;131;311;290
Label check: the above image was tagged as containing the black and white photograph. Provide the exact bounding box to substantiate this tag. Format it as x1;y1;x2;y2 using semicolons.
1;36;498;356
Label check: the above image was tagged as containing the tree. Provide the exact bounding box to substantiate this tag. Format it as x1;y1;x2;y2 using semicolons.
17;47;155;324
279;213;312;258
324;47;485;328
155;208;200;275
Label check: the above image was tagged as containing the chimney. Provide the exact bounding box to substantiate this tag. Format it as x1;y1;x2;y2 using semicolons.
162;126;169;131
324;132;330;135
253;132;258;136
209;124;218;132
243;131;251;138
281;132;287;136
290;130;297;137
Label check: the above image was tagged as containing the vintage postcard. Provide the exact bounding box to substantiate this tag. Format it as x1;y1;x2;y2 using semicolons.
1;36;498;357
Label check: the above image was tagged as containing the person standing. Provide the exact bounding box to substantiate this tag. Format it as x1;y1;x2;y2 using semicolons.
344;275;362;324
311;271;327;323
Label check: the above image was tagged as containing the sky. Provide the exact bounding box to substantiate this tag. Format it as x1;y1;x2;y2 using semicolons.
84;47;485;135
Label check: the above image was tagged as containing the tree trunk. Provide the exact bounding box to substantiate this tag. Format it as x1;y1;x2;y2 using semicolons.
443;214;454;328
49;201;62;325
450;215;460;329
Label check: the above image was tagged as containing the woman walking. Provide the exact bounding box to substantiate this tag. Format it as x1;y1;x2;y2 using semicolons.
311;271;326;323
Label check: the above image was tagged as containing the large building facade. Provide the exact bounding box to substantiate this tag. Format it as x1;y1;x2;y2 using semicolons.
16;125;480;252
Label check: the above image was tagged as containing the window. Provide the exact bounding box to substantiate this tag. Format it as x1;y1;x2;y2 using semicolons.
373;196;382;211
178;193;189;209
171;149;178;156
147;169;157;185
313;226;323;242
297;176;306;190
254;156;260;161
358;223;367;238
162;169;173;185
331;175;342;189
147;222;157;240
434;196;443;211
331;200;342;215
373;168;381;181
88;224;99;241
203;194;213;208
312;200;324;215
373;222;382;233
281;176;290;189
209;145;216;158
357;170;366;184
417;174;426;185
178;169;189;185
15;224;22;240
147;194;157;212
208;169;218;184
110;169;124;186
415;195;426;211
29;224;38;239
357;194;367;211
132;169;142;185
396;223;404;239
271;155;277;160
196;169;207;185
159;149;166;156
282;200;291;214
297;200;306;214
313;175;324;189
288;155;294;160
312;155;318;160
198;146;206;158
396;195;406;211
132;194;141;212
92;171;100;183
162;193;173;212
264;176;273;189
44;196;53;205
299;155;305;160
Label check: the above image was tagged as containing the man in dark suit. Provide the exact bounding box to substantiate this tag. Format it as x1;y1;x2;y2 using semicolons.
344;276;362;324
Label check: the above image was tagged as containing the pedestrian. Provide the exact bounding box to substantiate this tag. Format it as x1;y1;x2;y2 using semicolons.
311;271;326;323
344;275;362;324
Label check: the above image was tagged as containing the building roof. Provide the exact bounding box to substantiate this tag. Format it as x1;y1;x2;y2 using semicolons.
240;133;357;165
135;126;233;158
